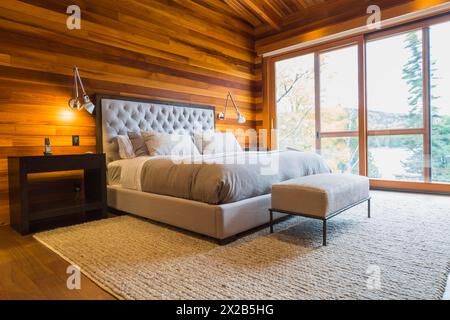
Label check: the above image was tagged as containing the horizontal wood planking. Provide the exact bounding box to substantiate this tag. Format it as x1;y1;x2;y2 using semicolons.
0;0;259;225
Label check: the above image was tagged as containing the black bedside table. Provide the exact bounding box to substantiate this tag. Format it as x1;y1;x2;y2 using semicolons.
8;154;107;235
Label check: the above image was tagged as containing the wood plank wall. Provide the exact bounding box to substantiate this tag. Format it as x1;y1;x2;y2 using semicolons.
0;0;260;226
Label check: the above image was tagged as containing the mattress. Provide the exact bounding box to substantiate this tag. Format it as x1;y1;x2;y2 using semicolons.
107;150;331;205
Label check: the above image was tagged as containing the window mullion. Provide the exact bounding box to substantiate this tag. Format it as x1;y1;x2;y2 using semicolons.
358;36;368;177
314;52;321;154
423;26;432;182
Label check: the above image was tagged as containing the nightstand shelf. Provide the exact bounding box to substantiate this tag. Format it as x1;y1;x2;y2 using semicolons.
8;154;107;235
29;201;104;222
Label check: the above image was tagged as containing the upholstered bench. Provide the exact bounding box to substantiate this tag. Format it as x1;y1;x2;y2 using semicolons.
269;174;371;246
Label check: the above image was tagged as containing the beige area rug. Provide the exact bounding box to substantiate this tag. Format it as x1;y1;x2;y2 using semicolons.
34;191;450;300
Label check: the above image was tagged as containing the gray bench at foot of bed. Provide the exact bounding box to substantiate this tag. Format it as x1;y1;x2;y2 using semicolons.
269;173;371;246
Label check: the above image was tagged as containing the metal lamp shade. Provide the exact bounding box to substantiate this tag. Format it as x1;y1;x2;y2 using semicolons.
82;94;95;114
68;97;82;111
237;113;246;124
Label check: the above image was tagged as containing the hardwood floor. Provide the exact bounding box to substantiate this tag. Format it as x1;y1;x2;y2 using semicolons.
0;225;115;300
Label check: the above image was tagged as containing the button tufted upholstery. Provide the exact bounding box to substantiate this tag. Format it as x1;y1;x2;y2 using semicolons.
101;98;215;163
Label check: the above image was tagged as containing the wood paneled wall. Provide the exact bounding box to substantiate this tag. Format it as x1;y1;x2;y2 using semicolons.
0;0;260;225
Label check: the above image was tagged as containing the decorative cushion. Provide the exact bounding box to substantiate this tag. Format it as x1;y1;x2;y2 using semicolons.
117;135;135;159
272;174;370;218
128;131;149;157
142;131;200;157
194;131;242;155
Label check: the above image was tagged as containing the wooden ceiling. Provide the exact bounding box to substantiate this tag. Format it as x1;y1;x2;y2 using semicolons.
222;0;326;30
220;0;419;39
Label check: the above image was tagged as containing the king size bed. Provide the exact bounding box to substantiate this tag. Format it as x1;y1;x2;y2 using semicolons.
96;95;330;243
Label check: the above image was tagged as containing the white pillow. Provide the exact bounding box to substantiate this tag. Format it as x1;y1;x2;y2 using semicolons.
117;135;136;159
194;131;243;155
142;131;200;157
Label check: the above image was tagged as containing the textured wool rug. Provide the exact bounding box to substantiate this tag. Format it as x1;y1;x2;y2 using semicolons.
34;191;450;300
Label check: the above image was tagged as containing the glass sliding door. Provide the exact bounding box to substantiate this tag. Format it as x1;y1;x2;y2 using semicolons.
319;44;359;174
366;30;426;182
275;54;316;152
430;21;450;184
274;42;360;174
271;13;450;193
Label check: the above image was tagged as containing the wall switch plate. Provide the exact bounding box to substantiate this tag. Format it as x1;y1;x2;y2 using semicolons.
72;135;80;146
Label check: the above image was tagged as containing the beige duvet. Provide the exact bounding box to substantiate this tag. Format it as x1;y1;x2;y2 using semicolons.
108;151;331;204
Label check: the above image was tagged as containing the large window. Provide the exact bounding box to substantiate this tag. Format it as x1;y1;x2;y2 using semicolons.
272;14;450;192
320;46;359;132
275;54;315;152
275;42;360;174
366;30;425;182
319;45;359;174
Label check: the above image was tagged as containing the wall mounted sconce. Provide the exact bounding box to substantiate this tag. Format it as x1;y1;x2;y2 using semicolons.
217;92;246;124
68;65;95;114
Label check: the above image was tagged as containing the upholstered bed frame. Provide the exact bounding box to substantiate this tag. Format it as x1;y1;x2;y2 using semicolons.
95;95;284;244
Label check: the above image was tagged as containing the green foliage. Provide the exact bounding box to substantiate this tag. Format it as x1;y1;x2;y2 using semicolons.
431;116;450;182
402;32;423;125
400;32;424;179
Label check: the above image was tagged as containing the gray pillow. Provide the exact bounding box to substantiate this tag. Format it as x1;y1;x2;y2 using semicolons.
128;131;149;157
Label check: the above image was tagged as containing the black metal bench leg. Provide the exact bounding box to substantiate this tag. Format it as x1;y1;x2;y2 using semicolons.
323;219;327;246
269;210;274;234
368;198;371;218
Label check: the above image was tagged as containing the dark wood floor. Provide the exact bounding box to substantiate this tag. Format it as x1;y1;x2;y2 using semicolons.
0;226;115;300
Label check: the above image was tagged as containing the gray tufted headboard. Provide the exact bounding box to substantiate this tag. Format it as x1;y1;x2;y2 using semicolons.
95;95;215;163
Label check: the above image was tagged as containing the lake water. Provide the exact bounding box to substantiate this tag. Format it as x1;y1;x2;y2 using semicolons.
370;147;414;180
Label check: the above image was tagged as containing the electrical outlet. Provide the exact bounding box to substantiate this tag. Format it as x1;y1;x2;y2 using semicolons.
72;135;80;146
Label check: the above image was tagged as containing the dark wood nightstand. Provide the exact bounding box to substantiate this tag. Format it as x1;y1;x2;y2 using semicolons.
8;154;107;235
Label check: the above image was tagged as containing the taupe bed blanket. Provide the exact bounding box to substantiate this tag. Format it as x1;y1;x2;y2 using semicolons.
109;151;330;205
